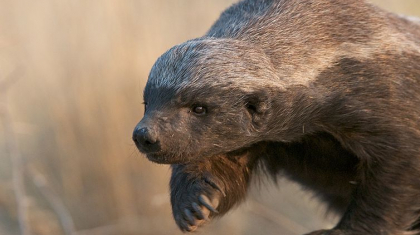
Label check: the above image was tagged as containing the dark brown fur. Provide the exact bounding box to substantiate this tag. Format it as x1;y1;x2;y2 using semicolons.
133;0;420;234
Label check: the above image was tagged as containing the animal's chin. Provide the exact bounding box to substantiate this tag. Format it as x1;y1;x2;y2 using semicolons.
145;148;251;165
145;153;189;165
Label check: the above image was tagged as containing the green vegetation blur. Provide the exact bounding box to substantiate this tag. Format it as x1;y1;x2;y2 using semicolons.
0;1;418;235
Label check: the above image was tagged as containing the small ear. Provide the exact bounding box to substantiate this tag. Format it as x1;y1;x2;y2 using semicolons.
245;90;271;128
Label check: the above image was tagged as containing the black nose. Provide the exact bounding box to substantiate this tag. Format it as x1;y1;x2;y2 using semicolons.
132;127;160;153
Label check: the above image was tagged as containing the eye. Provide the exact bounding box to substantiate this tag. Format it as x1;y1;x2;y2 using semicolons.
192;105;207;115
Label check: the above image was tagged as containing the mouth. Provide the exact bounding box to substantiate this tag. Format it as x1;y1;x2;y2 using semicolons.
144;147;252;165
144;152;186;164
134;140;161;154
134;141;184;164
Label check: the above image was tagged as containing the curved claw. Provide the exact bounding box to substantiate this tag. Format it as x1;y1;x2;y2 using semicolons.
199;194;219;214
179;219;190;232
203;174;226;197
184;209;196;226
191;202;206;220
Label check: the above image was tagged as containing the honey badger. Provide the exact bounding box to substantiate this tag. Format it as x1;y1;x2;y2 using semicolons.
132;0;420;234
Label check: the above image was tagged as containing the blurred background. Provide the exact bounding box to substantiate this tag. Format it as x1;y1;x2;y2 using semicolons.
0;0;419;234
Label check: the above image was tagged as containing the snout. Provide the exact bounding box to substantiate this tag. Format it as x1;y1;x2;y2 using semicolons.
132;126;161;153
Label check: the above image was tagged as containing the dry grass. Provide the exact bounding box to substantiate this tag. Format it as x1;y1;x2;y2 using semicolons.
0;1;418;234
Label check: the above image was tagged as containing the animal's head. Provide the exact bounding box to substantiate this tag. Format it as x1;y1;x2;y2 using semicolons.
133;38;282;164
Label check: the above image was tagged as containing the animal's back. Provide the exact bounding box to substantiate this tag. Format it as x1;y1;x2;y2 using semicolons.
208;0;420;43
207;0;420;125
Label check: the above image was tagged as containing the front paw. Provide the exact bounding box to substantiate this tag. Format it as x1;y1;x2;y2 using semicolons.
171;174;224;232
